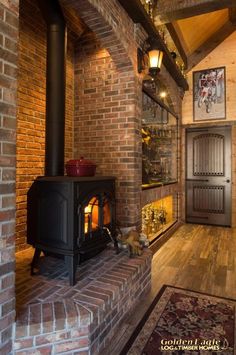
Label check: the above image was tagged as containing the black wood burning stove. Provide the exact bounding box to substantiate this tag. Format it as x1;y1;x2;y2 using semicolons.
27;1;118;286
27;176;116;285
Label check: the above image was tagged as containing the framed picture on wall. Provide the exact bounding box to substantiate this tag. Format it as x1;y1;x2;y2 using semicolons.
193;66;226;121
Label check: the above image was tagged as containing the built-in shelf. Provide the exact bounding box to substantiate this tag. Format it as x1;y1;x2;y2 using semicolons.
142;90;178;187
143;86;179;119
117;0;189;91
142;180;178;190
148;220;178;244
142;194;178;244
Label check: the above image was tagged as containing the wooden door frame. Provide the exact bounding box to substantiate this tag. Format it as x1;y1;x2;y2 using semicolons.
181;122;234;226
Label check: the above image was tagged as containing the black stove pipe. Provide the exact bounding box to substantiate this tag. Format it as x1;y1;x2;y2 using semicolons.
37;0;66;176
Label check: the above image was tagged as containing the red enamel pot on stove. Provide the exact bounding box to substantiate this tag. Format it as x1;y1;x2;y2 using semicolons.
65;157;96;177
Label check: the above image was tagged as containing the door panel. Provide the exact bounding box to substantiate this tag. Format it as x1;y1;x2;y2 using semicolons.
186;126;231;226
193;134;224;176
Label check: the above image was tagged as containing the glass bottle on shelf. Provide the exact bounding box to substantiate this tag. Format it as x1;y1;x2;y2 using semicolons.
142;91;178;187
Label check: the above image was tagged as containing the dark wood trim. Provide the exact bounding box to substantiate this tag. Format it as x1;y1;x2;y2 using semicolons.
166;22;188;68
117;0;189;91
187;21;235;72
182;122;234;130
229;7;236;25
154;0;236;24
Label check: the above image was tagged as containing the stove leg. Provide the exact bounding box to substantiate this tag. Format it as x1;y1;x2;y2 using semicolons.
65;255;77;286
31;248;42;275
114;238;120;254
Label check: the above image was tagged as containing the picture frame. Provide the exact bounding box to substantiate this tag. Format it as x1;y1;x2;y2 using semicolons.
193;66;226;121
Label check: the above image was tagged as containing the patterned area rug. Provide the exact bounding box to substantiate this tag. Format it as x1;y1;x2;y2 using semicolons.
121;286;235;354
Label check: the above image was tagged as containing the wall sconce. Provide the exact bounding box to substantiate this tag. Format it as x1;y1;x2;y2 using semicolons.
137;42;163;77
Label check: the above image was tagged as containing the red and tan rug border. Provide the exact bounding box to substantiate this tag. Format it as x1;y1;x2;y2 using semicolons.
120;285;236;355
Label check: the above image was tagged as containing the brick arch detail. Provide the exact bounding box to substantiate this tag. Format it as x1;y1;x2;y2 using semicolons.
60;0;136;73
64;0;143;227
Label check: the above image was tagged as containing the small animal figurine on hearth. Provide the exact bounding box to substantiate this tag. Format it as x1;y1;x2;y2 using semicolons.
118;230;143;256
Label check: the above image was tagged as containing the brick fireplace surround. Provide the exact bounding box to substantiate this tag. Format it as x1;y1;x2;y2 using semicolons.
15;247;152;354
0;0;182;354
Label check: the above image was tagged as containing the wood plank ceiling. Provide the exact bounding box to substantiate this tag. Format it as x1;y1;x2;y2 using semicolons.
153;0;236;71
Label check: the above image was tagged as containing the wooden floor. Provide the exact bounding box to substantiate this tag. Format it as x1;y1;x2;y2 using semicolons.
106;223;236;355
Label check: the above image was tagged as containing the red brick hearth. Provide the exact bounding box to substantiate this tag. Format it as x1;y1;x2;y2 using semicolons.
0;0;183;353
15;247;152;354
3;0;236;351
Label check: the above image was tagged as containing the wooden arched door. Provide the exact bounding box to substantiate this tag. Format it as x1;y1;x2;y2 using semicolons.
186;126;231;226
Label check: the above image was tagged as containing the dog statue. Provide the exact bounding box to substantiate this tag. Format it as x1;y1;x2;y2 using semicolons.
118;230;143;256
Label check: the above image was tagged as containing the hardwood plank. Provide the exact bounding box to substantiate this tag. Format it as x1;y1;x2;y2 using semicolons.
226;270;236;295
106;223;236;355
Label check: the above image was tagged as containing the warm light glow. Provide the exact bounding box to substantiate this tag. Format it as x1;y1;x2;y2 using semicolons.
103;202;111;225
160;91;167;99
84;197;111;234
84;205;92;214
148;49;163;70
84;198;98;234
142;195;176;242
137;44;163;75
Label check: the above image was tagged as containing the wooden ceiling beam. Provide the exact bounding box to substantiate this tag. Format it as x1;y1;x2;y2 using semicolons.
165;22;188;68
229;7;236;25
153;0;236;25
117;0;189;90
187;20;236;72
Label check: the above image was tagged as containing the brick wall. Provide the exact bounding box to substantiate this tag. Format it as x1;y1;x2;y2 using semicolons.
74;35;142;227
60;0;138;69
14;248;152;354
61;0;183;228
63;0;143;227
0;1;19;353
16;0;74;251
16;0;183;245
0;0;183;352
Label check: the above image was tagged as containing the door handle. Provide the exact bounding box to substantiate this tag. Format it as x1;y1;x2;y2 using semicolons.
224;179;230;183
